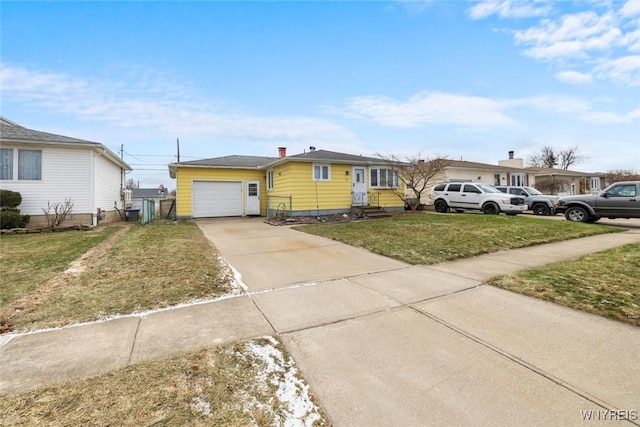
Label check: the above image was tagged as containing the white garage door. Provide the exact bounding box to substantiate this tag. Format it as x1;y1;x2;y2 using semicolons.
192;181;242;218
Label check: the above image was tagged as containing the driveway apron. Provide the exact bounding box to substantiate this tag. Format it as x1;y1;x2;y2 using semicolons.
197;218;640;427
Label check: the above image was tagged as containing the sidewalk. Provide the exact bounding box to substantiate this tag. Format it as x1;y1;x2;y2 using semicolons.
2;218;639;426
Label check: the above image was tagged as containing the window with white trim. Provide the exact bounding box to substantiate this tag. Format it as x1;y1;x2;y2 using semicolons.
18;150;42;180
267;169;274;190
0;149;42;180
590;177;601;191
510;173;525;186
0;148;13;180
370;168;399;188
313;164;330;181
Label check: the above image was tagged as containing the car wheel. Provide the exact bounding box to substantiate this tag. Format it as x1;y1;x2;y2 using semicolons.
482;202;500;215
532;203;550;215
564;206;590;223
434;199;449;213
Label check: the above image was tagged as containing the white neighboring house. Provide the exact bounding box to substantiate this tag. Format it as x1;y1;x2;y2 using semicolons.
0;117;132;227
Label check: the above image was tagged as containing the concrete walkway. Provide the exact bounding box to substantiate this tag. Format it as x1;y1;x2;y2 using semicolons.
2;217;639;426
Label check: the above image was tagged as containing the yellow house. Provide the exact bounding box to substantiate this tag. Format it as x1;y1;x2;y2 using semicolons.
168;148;406;219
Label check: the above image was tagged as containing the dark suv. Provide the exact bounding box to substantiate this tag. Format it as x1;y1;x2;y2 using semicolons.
558;181;640;223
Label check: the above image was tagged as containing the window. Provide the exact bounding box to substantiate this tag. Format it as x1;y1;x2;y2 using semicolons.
267;169;274;190
0;148;13;180
18;150;42;180
493;173;501;186
510;173;525;186
463;184;481;193
313;164;330;181
248;182;258;196
0;149;42;180
447;183;461;192
607;184;636;197
590;177;601;191
370;168;398;188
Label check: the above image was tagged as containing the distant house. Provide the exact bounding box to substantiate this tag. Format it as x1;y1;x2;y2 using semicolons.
0;117;132;226
130;187;166;216
168;147;406;219
427;151;606;197
497;151;606;195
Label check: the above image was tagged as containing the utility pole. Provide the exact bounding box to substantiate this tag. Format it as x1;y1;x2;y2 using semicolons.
176;138;180;163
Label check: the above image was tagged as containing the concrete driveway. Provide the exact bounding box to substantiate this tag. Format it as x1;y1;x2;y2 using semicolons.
2;216;638;426
197;217;640;426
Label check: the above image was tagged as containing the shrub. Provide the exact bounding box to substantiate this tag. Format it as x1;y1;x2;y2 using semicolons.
0;210;29;229
43;198;74;230
0;190;22;209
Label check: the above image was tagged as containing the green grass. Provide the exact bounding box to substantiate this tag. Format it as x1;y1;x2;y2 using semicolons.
489;243;640;326
1;221;233;333
295;213;621;264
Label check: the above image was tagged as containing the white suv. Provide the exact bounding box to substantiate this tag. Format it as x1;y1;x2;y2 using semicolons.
431;182;527;215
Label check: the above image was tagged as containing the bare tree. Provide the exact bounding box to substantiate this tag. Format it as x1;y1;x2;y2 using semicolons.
606;169;640;183
377;152;452;211
125;179;138;190
528;146;558;168
42;198;74;230
528;145;585;170
533;177;570;195
559;146;585;170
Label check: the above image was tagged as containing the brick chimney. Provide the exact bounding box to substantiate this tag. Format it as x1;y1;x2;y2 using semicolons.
278;147;287;158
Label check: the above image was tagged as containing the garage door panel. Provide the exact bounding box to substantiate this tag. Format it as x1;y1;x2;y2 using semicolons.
193;181;242;218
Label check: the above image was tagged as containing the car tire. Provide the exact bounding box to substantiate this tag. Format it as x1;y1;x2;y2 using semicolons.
564;206;590;223
434;199;449;213
532;203;550;215
482;202;500;215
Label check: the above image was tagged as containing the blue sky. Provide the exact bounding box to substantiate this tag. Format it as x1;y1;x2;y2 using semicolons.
2;0;639;189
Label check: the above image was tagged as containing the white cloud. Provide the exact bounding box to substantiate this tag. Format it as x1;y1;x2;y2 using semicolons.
467;0;552;20
514;11;622;60
555;70;594;84
333;91;518;129
0;64;354;144
331;91;638;129
621;0;640;18
470;1;640;86
593;55;640;86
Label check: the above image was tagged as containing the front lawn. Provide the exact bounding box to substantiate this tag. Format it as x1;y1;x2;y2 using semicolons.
295;213;621;264
1;221;235;333
489;243;640;326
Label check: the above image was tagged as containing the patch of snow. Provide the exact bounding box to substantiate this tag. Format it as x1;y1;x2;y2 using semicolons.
190;396;213;417
247;337;323;427
218;255;248;293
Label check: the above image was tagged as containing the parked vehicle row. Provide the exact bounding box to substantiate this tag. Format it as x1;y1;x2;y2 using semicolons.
428;181;640;223
558;181;640;223
494;186;559;216
431;182;527;215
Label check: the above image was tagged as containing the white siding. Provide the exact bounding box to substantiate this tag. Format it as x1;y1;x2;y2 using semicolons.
0;145;93;215
94;152;124;213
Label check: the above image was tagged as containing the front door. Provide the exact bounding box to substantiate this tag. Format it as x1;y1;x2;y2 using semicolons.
246;181;260;215
352;167;367;206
